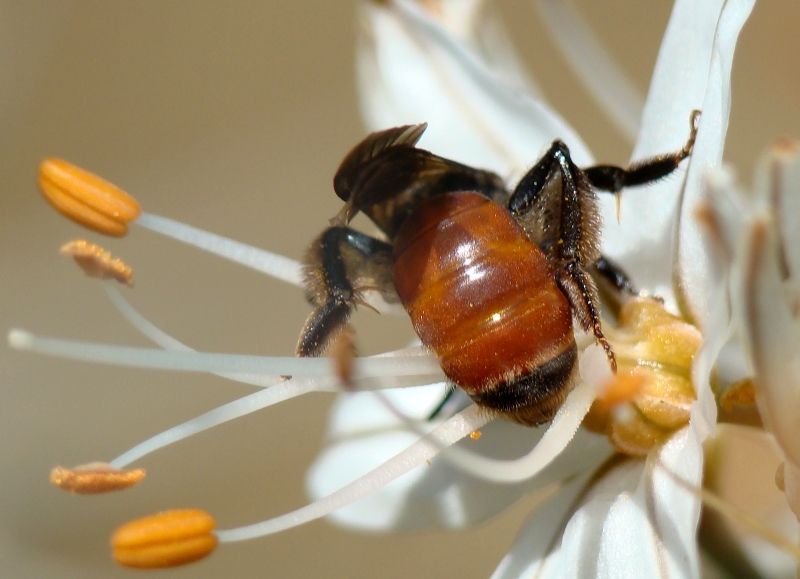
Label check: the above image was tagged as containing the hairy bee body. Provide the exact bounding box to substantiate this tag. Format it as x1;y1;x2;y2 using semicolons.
299;119;697;425
393;192;576;425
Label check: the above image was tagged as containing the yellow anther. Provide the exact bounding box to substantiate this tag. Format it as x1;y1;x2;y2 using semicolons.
469;430;482;440
60;240;134;286
39;158;141;236
584;299;700;456
111;509;217;569
608;406;669;457
50;462;145;494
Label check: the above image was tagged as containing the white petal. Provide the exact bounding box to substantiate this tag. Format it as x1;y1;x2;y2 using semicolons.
489;474;594;579
770;141;800;282
416;0;544;100
687;168;749;436
674;0;755;327
357;0;593;178
738;150;800;467
503;424;703;579
600;0;754;314
307;384;612;531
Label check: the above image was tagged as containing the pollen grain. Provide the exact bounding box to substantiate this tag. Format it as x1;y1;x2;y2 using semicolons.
50;462;146;494
60;239;134;286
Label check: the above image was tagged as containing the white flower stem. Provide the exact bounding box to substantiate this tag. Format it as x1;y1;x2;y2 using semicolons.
214;404;492;543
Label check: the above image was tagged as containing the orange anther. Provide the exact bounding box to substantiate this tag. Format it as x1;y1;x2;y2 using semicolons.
719;378;757;412
60;240;134;286
50;462;146;494
111;509;217;568
39;158;141;236
469;430;482;440
599;371;646;408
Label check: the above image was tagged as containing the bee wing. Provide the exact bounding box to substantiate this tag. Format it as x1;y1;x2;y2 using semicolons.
333;123;428;202
333;124;506;226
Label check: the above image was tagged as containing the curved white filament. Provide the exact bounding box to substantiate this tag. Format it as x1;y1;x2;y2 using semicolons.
440;380;595;482
110;379;316;468
214;404;493;543
104;283;278;388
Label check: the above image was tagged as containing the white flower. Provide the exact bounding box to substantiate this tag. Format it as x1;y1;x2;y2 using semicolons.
309;0;755;577
8;0;784;577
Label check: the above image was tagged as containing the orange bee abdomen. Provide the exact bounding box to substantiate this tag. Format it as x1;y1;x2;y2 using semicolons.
392;192;577;425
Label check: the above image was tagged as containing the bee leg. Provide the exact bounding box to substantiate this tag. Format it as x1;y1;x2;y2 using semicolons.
593;255;638;296
590;254;660;320
296;226;396;357
506;140;568;216
583;110;699;193
509;141;616;369
557;260;616;371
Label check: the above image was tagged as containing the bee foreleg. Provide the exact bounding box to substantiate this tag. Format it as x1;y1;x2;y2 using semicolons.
583;110;699;194
296;226;396;357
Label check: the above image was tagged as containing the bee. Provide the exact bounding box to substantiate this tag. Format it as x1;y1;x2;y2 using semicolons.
298;116;698;425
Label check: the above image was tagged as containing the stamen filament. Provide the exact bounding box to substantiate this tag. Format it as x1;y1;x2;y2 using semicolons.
436;381;594;482
134;212;304;285
109;380;315;468
28;287;444;467
133;213;405;315
109;374;447;468
8;329;444;378
369;379;596;483
214;404;492;543
103;283;277;388
103;283;433;388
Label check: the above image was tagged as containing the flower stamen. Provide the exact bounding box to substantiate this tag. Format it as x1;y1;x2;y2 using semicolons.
134;212;305;287
213;404;491;544
7;329;442;378
39;159;141;236
50;462;145;494
584;298;700;456
111;509;217;568
60;240;134;286
718;377;757;412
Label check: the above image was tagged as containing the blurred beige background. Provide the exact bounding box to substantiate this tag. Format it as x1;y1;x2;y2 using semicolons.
1;1;797;578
